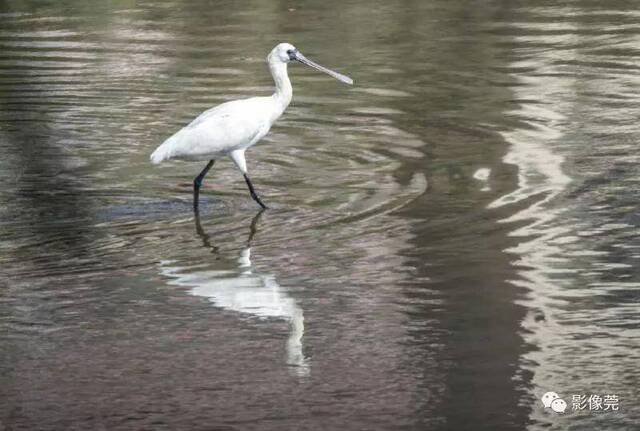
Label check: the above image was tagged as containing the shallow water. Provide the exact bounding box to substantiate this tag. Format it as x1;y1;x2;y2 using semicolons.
1;1;639;430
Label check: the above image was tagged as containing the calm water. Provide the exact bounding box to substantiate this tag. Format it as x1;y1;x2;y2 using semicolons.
1;1;639;430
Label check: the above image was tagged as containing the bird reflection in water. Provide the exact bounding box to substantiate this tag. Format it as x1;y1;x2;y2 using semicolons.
159;210;309;376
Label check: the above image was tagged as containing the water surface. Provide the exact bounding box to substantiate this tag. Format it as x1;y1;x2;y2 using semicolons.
1;1;639;430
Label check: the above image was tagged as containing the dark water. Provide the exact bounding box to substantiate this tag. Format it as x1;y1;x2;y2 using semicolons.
1;1;639;430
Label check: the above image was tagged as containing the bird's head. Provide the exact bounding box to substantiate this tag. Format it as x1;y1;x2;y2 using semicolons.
267;42;353;85
269;42;298;64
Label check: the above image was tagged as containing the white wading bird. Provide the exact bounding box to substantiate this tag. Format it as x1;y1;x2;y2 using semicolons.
150;43;353;210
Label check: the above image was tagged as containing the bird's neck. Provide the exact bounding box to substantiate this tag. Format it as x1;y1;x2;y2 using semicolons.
270;61;292;113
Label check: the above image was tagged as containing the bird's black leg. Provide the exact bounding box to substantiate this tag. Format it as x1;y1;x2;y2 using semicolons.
247;209;265;245
193;159;215;211
243;174;268;209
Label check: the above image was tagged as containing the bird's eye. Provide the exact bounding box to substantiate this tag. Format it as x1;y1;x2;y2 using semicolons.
286;49;293;55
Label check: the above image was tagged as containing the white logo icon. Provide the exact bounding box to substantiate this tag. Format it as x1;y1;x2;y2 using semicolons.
542;391;567;413
551;398;567;413
542;392;560;408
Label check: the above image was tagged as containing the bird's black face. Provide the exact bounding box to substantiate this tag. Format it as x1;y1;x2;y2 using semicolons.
286;48;298;62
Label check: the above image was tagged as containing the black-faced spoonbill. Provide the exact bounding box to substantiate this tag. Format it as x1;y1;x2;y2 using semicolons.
150;43;353;210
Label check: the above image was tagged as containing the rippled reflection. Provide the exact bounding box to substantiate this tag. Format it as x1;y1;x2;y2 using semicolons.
159;212;309;376
486;5;640;430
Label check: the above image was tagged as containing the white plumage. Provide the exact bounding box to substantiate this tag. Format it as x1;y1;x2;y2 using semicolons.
150;42;353;210
151;97;279;167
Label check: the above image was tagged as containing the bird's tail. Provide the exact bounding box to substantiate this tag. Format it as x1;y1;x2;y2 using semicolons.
150;135;177;164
